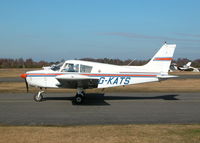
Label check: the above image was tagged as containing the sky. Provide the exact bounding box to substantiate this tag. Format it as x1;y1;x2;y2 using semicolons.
0;0;200;61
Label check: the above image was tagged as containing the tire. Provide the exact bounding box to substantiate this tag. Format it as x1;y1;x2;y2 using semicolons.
34;93;43;102
74;94;84;104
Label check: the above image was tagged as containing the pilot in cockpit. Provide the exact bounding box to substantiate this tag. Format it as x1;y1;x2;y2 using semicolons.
67;64;75;72
62;63;78;72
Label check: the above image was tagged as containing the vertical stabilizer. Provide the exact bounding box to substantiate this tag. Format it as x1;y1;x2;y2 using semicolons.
186;62;192;67
143;44;176;73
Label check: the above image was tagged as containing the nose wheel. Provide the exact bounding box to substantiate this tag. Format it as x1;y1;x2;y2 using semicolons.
34;91;44;102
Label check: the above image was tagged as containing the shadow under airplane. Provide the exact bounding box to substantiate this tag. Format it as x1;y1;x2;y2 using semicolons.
43;93;179;106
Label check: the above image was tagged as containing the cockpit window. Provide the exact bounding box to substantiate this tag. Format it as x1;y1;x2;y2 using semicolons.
80;65;92;73
51;62;64;71
62;63;79;72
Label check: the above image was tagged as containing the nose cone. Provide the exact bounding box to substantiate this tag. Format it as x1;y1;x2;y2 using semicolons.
20;74;27;79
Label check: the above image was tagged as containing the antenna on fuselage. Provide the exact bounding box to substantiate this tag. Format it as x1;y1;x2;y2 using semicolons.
127;58;136;66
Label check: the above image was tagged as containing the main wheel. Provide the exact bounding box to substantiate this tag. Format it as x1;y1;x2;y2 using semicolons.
74;94;84;104
34;92;43;102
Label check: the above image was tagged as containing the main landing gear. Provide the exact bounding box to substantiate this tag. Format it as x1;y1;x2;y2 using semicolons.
74;88;86;105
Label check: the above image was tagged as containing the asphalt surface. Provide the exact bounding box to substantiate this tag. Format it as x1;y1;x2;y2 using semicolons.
0;92;200;125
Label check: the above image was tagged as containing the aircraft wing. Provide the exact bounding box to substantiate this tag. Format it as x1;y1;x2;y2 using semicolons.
55;74;99;89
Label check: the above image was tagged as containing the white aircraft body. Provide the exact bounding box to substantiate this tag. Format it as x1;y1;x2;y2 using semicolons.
178;62;199;72
21;44;176;104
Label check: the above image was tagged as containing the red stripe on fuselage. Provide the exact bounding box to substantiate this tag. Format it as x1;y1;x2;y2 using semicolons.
27;73;63;75
120;72;159;73
81;74;157;77
25;73;157;77
154;58;172;61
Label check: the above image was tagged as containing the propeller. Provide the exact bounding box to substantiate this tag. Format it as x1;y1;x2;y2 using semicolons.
21;74;29;93
25;78;29;93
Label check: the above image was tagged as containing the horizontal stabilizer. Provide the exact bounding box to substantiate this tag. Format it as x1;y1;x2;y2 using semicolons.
157;74;178;79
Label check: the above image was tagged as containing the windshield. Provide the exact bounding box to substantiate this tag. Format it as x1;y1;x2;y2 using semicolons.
62;63;79;72
50;62;64;71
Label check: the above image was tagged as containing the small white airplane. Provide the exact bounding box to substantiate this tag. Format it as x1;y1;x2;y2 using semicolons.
170;63;178;72
178;62;199;72
21;43;176;104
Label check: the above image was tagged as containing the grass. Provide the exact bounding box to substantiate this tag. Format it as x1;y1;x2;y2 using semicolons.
171;71;200;75
0;124;199;143
0;68;39;78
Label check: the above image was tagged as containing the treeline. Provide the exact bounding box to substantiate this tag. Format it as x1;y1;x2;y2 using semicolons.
0;58;200;68
0;58;50;68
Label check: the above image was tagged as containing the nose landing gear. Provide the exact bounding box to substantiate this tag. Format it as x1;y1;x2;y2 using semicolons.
34;90;44;102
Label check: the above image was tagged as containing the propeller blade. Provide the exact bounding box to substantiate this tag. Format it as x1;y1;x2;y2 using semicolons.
20;74;28;92
25;78;29;93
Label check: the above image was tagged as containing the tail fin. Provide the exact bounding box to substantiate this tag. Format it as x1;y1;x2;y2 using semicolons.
186;62;192;67
143;44;176;73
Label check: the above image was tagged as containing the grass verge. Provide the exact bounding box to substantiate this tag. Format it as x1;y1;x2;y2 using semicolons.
0;124;199;143
0;68;39;78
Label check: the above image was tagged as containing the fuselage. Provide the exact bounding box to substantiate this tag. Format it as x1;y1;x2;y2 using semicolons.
23;60;159;89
